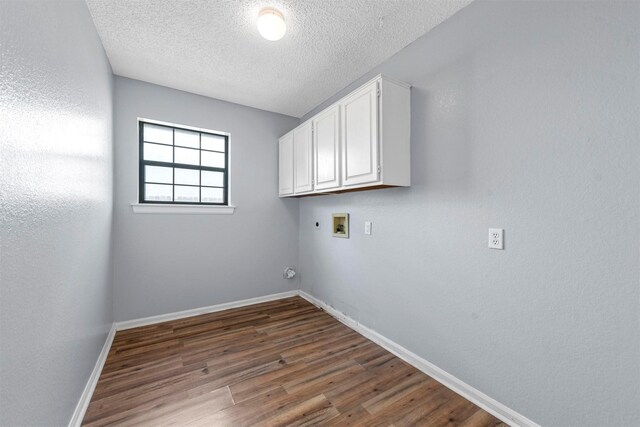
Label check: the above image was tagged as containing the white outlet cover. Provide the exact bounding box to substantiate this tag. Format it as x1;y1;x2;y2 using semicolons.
488;228;504;249
365;221;372;235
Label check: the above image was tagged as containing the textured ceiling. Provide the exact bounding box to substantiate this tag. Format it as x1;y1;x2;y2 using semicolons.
85;0;472;117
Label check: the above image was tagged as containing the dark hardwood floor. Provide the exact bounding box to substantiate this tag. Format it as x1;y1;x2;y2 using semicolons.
83;296;506;426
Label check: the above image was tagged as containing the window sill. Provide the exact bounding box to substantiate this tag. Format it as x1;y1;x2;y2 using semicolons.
131;203;235;215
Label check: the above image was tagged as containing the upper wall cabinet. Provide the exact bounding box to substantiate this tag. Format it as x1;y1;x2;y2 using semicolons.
341;80;379;187
313;105;340;191
279;74;410;197
278;131;294;196
293;121;313;194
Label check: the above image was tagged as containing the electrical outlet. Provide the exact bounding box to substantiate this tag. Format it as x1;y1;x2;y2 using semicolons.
488;228;504;249
364;221;372;235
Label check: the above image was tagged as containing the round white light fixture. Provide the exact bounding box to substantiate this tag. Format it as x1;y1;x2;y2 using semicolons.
257;7;286;41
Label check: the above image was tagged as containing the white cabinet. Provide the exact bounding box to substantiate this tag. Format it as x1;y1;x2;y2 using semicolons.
278;132;294;196
313;105;340;191
293;121;313;194
278;74;410;198
341;80;379;186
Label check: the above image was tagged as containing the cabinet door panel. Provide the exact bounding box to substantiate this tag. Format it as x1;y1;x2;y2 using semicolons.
294;122;313;194
278;133;294;196
341;81;379;186
313;105;340;190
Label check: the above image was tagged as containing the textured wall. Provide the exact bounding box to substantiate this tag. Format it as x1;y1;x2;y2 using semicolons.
298;1;640;425
112;77;299;321
0;1;114;426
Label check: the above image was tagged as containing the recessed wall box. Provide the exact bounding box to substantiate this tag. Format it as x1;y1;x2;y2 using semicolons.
332;213;349;238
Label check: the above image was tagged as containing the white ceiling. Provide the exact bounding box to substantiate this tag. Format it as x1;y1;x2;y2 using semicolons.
86;0;472;117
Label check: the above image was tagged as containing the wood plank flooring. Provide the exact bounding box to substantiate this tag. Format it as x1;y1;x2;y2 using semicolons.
83;297;506;426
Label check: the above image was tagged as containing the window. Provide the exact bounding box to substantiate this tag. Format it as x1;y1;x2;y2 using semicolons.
139;120;229;205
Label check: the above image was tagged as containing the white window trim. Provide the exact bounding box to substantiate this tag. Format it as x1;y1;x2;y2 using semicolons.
131;203;235;215
139;117;231;137
136;118;234;212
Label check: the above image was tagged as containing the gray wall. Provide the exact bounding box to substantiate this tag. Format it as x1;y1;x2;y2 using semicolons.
113;77;299;321
0;1;114;425
298;1;640;426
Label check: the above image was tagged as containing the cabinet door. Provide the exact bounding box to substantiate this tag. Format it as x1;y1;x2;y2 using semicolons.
341;80;379;186
278;132;294;196
294;122;313;194
313;105;340;191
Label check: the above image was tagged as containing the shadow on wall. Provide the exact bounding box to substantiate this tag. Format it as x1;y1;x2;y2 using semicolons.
410;54;476;199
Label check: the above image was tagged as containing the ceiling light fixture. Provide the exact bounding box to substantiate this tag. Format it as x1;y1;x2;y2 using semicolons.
257;7;286;41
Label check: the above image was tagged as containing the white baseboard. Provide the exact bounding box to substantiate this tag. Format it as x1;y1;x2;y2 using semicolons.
68;323;117;427
298;290;539;427
115;290;299;330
